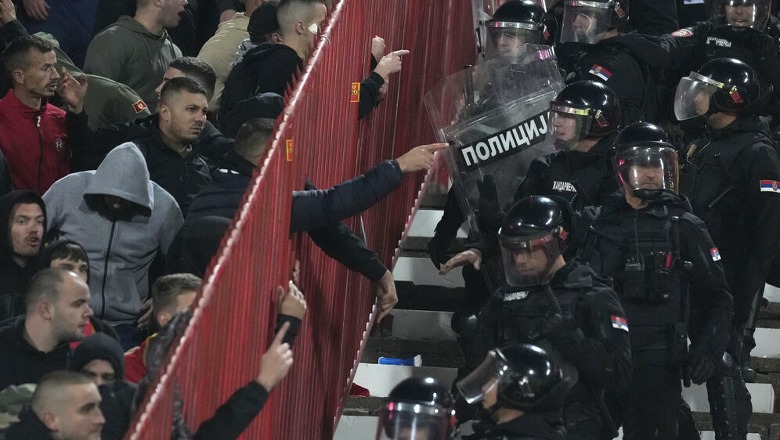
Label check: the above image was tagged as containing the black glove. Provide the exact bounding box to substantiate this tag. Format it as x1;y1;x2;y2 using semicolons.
428;227;456;270
689;351;716;384
477;175;503;233
542;313;580;345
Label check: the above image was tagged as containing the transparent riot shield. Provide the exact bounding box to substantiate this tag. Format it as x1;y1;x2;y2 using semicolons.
424;44;563;288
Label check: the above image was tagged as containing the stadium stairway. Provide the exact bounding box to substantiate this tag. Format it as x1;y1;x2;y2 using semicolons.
333;185;780;440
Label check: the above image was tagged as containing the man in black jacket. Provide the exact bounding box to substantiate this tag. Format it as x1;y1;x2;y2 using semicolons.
0;191;45;321
4;370;104;440
218;0;326;134
0;268;93;391
184;117;446;322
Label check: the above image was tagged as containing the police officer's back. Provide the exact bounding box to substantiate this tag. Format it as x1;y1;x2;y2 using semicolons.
457;344;575;440
578;122;733;440
469;196;631;439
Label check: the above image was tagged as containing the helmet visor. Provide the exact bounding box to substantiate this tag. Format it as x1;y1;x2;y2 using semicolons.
548;104;594;151
559;0;614;43
456;350;507;404
499;231;560;287
615;146;679;197
375;403;451;440
485;22;542;58
673;73;720;121
715;0;769;29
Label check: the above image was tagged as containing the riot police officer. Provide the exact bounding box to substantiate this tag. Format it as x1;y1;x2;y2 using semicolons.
457;343;576;440
428;0;558;274
666;0;780;99
439;80;621;273
482;0;552;60
375;376;456;440
555;0;658;124
674;57;780;438
577;122;734;440
464;196;631;440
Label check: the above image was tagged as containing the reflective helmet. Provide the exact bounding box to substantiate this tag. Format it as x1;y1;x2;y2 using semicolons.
613;122;679;200
498;196;569;287
457;343;577;412
375;377;455;440
483;0;548;59
549;80;620;151
674;58;761;120
559;0;629;43
712;0;771;30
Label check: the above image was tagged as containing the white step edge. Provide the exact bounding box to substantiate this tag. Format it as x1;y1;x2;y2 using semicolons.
753;327;780;359
682;382;774;414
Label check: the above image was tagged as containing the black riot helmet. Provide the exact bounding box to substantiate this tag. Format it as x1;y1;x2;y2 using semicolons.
483;0;549;58
559;0;629;43
498;196;570;287
375;377;455;440
613;122;679;200
712;0;772;30
549;80;620;151
457;343;577;412
674;58;762;120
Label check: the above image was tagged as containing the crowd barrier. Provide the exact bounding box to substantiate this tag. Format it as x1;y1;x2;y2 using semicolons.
127;1;475;438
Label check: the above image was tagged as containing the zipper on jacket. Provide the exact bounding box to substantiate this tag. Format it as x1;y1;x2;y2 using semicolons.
100;219;118;318
35;114;43;194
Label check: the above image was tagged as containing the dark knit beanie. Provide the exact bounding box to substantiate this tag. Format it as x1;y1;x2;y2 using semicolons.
70;333;125;379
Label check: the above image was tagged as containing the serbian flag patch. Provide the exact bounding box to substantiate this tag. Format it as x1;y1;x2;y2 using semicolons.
589;64;612;81
132;100;148;113
759;179;780;193
611;315;629;332
671;28;694;37
710;247;721;261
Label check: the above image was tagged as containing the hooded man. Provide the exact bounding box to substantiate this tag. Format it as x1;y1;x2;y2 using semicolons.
43;143;183;348
0;190;46;321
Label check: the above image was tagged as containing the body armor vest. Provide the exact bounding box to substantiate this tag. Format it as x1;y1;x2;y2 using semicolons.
582;205;688;363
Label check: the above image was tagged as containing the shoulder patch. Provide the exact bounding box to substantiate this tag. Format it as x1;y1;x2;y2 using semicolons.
710;247;721;261
589;64;612;81
132;99;148;113
611;315;629;332
671;28;694;37
760;179;780;193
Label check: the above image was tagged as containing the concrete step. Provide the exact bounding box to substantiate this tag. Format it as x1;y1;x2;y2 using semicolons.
682;382;775;414
383;310;457;342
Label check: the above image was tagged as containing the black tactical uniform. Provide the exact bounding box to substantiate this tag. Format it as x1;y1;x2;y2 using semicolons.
578;122;733;440
555;0;658;124
675;58;780;439
469;197;631;440
459;344;574;440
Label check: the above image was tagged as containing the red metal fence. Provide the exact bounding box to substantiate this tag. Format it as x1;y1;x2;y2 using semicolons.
127;1;475;438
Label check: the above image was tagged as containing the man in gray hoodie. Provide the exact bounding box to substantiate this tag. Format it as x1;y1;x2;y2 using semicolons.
84;0;185;110
42;143;183;348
